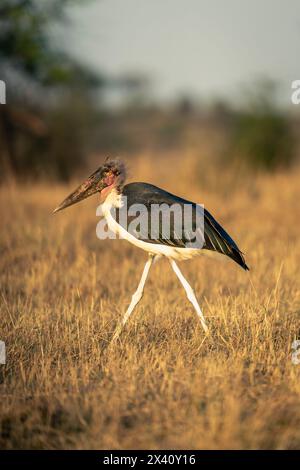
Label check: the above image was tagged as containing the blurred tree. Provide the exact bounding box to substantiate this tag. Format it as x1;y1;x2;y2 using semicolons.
228;80;295;171
113;72;153;111
0;0;100;88
0;0;103;179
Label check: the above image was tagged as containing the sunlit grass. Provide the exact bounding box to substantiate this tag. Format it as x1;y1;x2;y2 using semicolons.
0;153;300;449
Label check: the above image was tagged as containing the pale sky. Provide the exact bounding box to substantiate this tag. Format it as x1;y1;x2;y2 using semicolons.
59;0;300;105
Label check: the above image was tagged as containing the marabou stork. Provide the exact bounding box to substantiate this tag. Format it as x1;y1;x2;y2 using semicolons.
54;159;249;341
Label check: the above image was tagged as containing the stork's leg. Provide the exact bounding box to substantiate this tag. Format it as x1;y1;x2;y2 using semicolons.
111;254;158;342
169;259;208;334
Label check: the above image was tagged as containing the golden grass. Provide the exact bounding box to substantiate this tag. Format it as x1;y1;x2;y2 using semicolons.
0;152;300;449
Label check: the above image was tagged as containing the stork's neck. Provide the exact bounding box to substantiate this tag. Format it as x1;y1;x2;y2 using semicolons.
100;188;123;214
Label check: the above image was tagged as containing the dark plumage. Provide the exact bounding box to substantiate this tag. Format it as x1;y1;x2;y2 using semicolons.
118;182;249;270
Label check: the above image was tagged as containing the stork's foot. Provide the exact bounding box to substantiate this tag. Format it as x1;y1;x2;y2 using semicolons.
201;321;209;335
110;323;124;343
203;325;210;336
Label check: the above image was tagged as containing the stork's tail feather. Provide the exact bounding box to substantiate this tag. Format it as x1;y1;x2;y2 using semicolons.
203;209;249;271
229;248;249;271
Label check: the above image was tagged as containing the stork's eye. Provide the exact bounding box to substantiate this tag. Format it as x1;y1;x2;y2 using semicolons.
103;172;115;186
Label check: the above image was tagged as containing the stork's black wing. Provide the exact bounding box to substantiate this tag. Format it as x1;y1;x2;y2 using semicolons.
116;182;248;270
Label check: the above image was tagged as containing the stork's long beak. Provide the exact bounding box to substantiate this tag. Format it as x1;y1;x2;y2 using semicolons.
53;167;105;214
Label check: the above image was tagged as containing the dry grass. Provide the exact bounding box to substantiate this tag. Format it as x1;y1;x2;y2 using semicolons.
0;152;300;449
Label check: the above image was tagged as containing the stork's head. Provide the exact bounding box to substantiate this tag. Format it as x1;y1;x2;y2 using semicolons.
53;158;126;213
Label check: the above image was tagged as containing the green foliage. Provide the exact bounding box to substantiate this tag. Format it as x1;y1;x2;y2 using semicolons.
229;82;294;170
0;0;99;87
0;0;103;181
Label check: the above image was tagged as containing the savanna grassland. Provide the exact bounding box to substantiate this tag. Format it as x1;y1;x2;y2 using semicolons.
0;151;300;449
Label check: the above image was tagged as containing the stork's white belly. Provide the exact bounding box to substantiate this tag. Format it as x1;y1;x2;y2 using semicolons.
104;205;200;260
